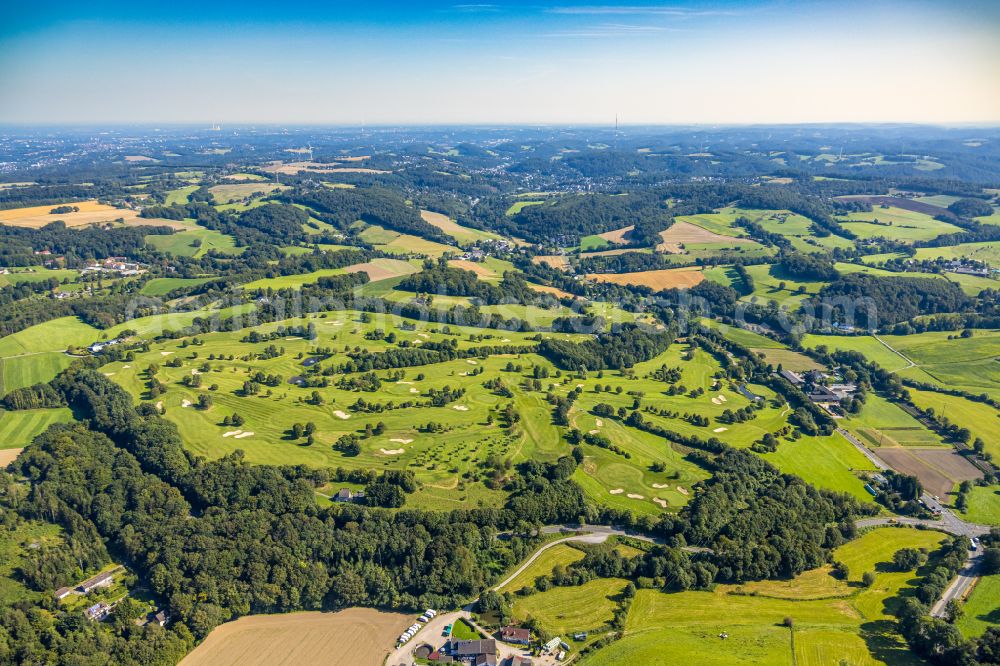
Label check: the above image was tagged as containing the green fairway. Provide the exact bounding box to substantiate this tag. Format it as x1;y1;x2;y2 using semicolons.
511;577;627;636
763;433;877;502
581;527;947;666
499;543;586;592
837;207;963;242
0;408;74;450
140;277;214;296
0;316;98;357
146;226;242;258
0;352;77;394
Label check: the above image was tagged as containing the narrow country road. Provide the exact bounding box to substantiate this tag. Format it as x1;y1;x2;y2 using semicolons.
836;428;889;470
493;531;614;591
931;548;985;618
873;334;916;372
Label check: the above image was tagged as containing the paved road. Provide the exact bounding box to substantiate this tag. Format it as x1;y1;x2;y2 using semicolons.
836;428;889;470
494;531;616;591
931;548;985;618
856;511;990;538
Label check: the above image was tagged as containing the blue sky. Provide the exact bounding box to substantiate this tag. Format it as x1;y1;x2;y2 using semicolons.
1;1;998;124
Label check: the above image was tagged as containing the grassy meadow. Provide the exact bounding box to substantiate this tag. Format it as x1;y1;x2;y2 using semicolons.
582;527;947;666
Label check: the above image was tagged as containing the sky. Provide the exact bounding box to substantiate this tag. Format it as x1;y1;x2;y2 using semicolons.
1;0;999;125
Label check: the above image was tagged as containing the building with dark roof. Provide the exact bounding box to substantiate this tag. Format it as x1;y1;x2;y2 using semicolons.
499;626;530;645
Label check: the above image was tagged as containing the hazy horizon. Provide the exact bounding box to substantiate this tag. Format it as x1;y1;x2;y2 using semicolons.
2;0;999;125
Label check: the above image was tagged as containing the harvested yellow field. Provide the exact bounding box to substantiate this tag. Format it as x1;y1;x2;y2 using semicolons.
532;255;569;270
528;283;574;299
180;609;411;666
448;259;497;279
263;161;389;175
598;225;633;244
0;201;149;228
0;448;24;468
343;258;419;282
209;183;287;203
580;248;642;258
421;210;499;243
587;266;705;290
657;221;752;253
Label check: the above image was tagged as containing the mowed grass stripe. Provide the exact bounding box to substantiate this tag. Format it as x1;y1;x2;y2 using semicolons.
0;408;74;450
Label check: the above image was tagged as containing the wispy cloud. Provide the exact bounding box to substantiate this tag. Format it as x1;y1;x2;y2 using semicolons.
540;22;685;37
452;3;502;12
546;5;743;17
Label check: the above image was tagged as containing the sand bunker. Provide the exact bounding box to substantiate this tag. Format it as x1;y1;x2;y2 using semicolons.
653;498;668;508
414;340;422;345
609;488;624;495
676;486;689;495
417;333;429;339
588;429;599;435
713;427;728;433
103;372;115;376
181;399;192;407
595;419;604;427
453;405;469;411
234;432;254;439
397;381;414;385
379;448;405;455
651;483;670;489
333;410;350;419
155;401;163;411
717;394;727;402
389;438;413;444
627;493;645;500
160;351;174;356
122;365;130;369
222;430;242;438
466;360;477;365
711;398;721;405
501;338;511;342
191;369;201;375
409;388;419;393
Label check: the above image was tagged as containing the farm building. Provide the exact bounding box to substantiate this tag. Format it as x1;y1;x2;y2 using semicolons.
54;586;73;600
451;639;497;664
85;602;111;621
779;369;803;385
78;570;115;593
510;658;533;666
806;385;840;404
499;626;530;645
334;488;364;502
154;610;170;627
